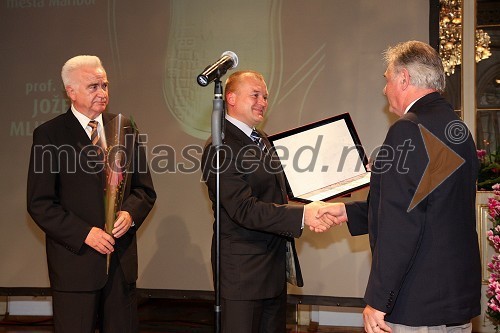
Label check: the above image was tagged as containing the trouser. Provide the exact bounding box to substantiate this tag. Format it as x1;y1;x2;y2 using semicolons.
221;285;287;333
52;256;138;333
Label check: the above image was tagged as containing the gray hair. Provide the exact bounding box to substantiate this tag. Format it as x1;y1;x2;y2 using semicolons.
383;40;445;93
61;55;104;87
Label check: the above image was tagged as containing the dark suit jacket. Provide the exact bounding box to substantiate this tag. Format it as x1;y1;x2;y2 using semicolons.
202;120;304;300
27;110;156;292
346;92;481;326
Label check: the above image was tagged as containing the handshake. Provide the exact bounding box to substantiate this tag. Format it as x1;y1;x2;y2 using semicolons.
303;201;347;233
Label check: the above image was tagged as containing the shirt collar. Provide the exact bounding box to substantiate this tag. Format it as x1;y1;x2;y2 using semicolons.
71;105;104;131
226;114;254;138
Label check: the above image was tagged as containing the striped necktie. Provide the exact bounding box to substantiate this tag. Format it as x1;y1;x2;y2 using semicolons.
250;129;267;153
88;120;100;145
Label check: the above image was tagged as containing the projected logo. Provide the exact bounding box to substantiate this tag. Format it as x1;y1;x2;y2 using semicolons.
162;0;276;139
162;0;327;140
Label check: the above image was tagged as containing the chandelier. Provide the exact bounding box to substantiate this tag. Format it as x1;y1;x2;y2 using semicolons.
439;0;492;76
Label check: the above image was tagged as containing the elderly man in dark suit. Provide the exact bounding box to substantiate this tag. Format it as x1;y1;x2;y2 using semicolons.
201;70;331;333
27;55;156;333
318;41;481;333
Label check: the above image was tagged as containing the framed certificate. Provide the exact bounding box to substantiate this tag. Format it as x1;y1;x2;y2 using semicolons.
268;113;370;202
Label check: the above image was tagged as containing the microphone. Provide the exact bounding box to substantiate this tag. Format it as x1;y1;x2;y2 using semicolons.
197;51;238;87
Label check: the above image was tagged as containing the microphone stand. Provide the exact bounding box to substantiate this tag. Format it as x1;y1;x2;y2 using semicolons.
211;78;224;333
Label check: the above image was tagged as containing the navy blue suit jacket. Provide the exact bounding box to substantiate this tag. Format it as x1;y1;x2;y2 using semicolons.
346;92;481;325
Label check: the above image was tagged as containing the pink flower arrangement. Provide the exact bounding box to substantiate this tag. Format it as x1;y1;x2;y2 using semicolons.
487;184;500;326
479;149;488;160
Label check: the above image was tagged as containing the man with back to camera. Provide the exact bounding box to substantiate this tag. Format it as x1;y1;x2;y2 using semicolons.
201;70;333;333
317;41;481;333
27;55;156;333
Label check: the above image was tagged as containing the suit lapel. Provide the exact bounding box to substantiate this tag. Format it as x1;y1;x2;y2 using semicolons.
260;134;288;202
63;110;106;177
63;109;92;149
226;122;289;203
224;120;254;148
256;130;289;202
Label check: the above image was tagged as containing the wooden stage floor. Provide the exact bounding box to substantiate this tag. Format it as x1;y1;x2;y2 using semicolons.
0;298;364;332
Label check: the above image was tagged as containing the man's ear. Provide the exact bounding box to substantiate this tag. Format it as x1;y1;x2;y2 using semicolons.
226;91;236;106
401;69;410;89
65;86;75;101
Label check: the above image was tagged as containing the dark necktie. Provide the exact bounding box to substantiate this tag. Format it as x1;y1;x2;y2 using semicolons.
250;129;267;153
88;120;100;145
